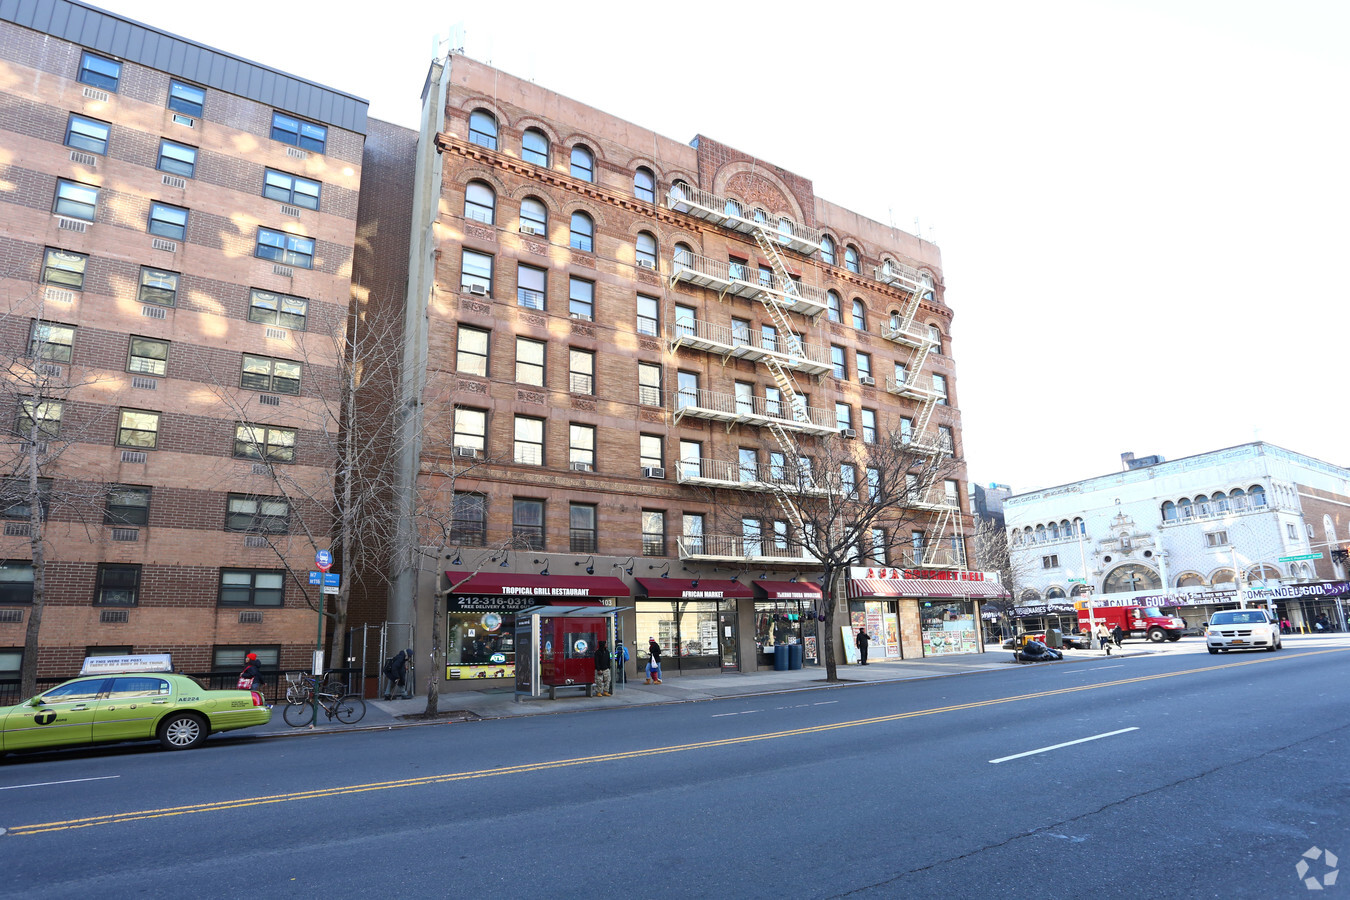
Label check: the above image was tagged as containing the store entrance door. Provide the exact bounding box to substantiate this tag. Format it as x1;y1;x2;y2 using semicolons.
719;609;739;671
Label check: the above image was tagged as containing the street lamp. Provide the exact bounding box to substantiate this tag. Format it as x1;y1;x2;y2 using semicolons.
1075;519;1098;644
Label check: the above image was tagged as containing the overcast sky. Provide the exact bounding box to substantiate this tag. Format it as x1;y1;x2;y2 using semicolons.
95;0;1350;494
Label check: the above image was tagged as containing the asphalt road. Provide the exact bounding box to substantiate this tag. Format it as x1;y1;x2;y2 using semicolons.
2;643;1347;899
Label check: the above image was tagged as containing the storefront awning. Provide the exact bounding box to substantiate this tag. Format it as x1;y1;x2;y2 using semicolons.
444;571;631;598
636;578;753;600
849;578;1010;600
754;580;823;601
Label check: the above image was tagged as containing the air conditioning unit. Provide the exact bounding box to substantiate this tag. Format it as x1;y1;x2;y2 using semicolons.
636;259;656;270
519;224;542;236
570;461;594;472
453;446;479;458
467;284;489;296
642;467;665;479
569;311;592;321
840;428;857;439
859;376;875;386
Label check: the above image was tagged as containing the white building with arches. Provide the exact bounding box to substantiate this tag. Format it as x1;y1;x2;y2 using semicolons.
1004;443;1350;631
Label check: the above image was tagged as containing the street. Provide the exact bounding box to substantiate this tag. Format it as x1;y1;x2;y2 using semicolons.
2;641;1348;899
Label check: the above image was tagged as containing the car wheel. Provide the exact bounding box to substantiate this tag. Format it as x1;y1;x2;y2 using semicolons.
159;712;208;750
1207;647;1218;654
1148;628;1166;643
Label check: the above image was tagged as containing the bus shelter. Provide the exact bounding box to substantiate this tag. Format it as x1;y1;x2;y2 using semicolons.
514;604;627;700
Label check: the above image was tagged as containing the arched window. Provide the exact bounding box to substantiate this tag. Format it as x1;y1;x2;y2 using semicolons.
1060;519;1071;535
1249;564;1279;583
670;180;689;201
844;245;860;273
634;167;655;203
888;310;902;332
1045;587;1066;600
777;216;793;244
1035;525;1046;542
1070;583;1092;597
1072;517;1084;536
826;291;842;323
468;110;498;150
464;180;495;224
673;242;693;272
1048;522;1060;540
851;299;866;331
1212;490;1227;512
1162;500;1177;521
1194;494;1210;515
1024;527;1033;543
1249;485;1267;507
1211;567;1236;586
820;235;835;265
570;145;594;182
1178;497;1193;518
1021;589;1041;603
752;207;767;224
635;231;657;269
724;198;742;218
927;323;943;351
522;128;549;166
920;271;935;300
570;211;594;252
1176;573;1204;587
1102;564;1160;593
519;197;547;235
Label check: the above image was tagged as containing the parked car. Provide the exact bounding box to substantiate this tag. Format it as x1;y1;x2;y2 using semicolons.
1206;609;1282;654
1;671;271;756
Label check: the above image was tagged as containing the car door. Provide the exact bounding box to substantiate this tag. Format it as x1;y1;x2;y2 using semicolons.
2;678;109;751
92;676;173;742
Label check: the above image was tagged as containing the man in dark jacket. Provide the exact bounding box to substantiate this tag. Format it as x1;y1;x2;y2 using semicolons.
593;640;612;696
1111;624;1124;647
855;627;870;665
382;649;410;699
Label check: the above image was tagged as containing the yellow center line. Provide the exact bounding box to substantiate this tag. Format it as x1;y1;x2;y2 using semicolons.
8;648;1342;836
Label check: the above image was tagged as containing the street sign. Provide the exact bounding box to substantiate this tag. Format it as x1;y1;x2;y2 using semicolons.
308;571;321;585
323;573;340;587
322;585;339;595
315;549;333;572
1278;552;1323;562
1067;577;1086;584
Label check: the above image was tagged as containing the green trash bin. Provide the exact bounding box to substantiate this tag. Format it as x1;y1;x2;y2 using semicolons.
1045;628;1063;649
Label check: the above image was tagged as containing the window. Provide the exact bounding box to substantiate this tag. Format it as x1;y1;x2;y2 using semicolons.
674;304;695;339
830;345;846;379
899;416;913;444
932;374;949;405
761;324;779;354
522;129;550;166
758;264;773;289
639;434;663;470
127;335;169;376
514;416;544;466
738;448;758;483
569;276;594;320
728;256;748;282
463;180;494;224
857;353;873;382
460;249;493;293
642;510;665;557
570;212;594;252
683;513;705;555
233;424;296;463
2;477;50;521
735;381;754;415
679;440;702;479
911;530;925;552
724;198;743;218
827;291;842;323
468;110;498;150
861;408;877;443
453;408;486;452
451;493;486;546
218;569;284;607
148;202;188;240
264;169;321;210
0;561;35;604
676;371;699;409
520;197;548;234
851;299;867;331
636;294;659;336
226;494;290;533
1287;523;1297;540
104;486;150;526
168;80;205;117
54;179;98;221
732;318;751;347
255;228;315;268
515;338;545;386
571;145;594;182
456;326;489;377
636;232;657;269
30;321;74;363
42;248;87;289
835;402;853;430
841;464;857;498
513;499;545;550
1042;555;1059;569
945;479;960;508
634;167;656;202
820;235;836;265
673;242;693;272
157;140;197;178
138;267;179;306
870;527;887;564
845;245;860;273
1205;531;1229;548
241;354;301;395
517;263;546;309
248;289;307;329
570;503;597;552
65;114;110;154
867;466;881;501
742;518;763;557
78;51;121;91
18;399;62;440
569;349;594;394
271;112;326;153
938;425;954;454
638;363;662;407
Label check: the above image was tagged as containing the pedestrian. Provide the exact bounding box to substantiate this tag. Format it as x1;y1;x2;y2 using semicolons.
645;637;663;684
615;640;630;683
1280;618;1291;635
1111;624;1124;648
1095;622;1111;653
238;652;263;694
382;648;410;700
855;627;870;665
593;639;612;697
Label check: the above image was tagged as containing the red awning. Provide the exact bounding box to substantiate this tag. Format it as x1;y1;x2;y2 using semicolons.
636;578;753;600
444;571;630;598
849;578;1010;600
754;581;823;601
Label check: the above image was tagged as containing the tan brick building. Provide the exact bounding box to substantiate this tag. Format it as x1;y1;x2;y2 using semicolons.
0;0;367;693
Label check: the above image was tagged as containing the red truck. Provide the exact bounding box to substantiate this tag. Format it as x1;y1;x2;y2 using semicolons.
1075;602;1186;643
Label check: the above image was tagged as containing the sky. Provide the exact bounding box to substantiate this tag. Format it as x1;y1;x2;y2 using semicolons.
93;0;1350;494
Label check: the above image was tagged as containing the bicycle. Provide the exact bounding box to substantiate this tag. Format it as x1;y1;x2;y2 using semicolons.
282;688;366;727
284;671;346;705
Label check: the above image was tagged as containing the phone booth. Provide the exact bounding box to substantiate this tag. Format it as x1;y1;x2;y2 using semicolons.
514;604;625;701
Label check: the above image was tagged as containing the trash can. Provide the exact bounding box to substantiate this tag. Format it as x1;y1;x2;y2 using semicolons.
1045;629;1063;649
788;644;803;670
773;645;790;671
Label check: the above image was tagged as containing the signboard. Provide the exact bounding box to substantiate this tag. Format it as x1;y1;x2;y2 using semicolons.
315;549;333;572
852;566;992;582
80;654;172;675
1278;552;1323;562
322;585;340;595
1067;577;1086;584
448;595;545;613
323;573;340;587
308;571;321;585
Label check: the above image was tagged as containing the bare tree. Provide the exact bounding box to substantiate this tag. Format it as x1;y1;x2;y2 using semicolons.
971;516;1035;638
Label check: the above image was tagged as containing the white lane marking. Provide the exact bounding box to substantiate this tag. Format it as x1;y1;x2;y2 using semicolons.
813;701;838;706
711;709;763;718
0;775;121;791
989;727;1139;764
1060;665;1125;674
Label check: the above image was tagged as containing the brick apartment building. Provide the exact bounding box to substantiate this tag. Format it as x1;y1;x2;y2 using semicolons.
0;0;367;691
366;54;985;692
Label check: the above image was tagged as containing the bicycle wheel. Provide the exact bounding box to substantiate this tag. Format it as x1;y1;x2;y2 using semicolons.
334;694;366;724
282;701;317;727
285;684;307;705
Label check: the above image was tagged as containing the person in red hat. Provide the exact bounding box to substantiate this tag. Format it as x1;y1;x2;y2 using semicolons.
239;653;263;694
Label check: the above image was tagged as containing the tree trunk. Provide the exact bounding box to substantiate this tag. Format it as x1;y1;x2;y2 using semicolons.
821;567;839;682
423;594;441;716
19;440;45;699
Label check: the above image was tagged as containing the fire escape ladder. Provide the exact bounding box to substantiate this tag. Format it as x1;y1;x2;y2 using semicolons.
912;394;938;437
923;504;954;567
766;420;805;533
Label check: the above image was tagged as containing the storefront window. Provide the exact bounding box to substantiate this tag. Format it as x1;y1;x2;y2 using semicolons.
920;601;979;656
754;601;818;664
636;600;731;672
848;600;901;659
445;597;522;679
